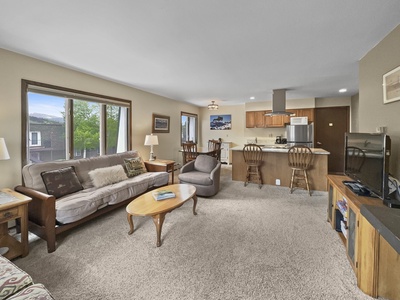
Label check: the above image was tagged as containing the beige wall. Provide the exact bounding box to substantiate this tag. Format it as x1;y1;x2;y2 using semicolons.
359;24;400;178
0;49;199;188
350;94;360;132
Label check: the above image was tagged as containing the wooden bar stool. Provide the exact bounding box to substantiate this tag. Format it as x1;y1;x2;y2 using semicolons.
288;145;313;195
242;144;263;189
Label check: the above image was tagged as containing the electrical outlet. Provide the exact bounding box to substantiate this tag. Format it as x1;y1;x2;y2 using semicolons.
275;179;281;185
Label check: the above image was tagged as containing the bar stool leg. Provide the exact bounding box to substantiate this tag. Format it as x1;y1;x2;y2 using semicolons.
290;169;296;193
304;170;311;196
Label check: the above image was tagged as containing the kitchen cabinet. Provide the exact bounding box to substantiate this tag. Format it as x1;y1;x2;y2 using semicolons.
245;111;255;128
283;109;314;124
246;111;266;128
246;108;315;128
265;111;285;127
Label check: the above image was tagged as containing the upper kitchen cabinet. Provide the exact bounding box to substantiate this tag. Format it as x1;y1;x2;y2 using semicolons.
246;111;267;128
246;108;315;128
265;111;285;127
283;108;315;124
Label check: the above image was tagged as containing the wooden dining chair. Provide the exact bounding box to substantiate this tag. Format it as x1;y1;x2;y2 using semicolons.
182;142;198;165
288;145;313;196
242;144;263;188
208;140;222;161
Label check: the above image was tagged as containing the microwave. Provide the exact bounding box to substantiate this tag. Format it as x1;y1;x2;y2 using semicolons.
290;117;308;125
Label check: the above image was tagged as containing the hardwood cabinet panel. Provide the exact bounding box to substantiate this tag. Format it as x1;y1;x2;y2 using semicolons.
246;111;266;128
246;111;255;128
254;111;266;128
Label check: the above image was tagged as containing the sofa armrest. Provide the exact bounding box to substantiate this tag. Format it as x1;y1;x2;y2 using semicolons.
180;160;195;173
14;185;56;227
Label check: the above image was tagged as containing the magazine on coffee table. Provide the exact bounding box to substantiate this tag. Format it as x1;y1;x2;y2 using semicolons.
152;190;176;201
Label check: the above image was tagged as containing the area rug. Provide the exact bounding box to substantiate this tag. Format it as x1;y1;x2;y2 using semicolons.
13;166;377;300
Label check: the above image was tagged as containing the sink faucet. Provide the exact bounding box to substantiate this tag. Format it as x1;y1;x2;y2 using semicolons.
255;137;257;144
364;140;370;147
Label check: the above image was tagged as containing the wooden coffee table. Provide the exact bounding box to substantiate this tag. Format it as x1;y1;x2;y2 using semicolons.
126;184;197;247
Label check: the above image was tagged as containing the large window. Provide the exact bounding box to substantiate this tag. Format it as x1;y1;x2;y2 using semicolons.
181;112;198;145
22;80;131;165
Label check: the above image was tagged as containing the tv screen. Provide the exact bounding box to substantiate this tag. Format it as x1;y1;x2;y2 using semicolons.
344;132;391;200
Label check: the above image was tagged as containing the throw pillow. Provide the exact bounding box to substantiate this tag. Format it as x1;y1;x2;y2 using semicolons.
124;157;147;178
41;166;83;199
88;165;128;188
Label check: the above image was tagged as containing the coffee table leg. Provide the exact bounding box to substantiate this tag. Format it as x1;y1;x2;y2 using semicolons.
192;194;198;215
127;213;134;235
152;213;166;247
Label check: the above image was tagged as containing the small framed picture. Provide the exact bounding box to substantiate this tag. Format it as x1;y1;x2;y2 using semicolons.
152;114;170;133
383;65;400;104
210;114;232;130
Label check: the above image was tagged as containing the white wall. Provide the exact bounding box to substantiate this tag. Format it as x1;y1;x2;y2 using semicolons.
0;49;199;188
359;24;400;178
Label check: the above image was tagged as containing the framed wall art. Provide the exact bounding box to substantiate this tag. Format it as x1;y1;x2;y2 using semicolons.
152;114;170;133
210;114;232;130
383;65;400;104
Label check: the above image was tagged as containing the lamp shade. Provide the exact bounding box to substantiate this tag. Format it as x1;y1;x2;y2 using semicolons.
0;138;10;160
144;134;159;146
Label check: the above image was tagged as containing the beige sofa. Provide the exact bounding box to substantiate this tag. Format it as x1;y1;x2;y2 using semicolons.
15;151;169;253
0;255;54;299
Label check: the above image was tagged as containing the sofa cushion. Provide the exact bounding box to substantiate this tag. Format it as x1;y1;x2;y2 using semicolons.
7;283;54;300
0;255;33;300
88;165;128;188
194;155;218;173
55;171;169;224
124;157;147;177
178;170;213;186
41;166;83;199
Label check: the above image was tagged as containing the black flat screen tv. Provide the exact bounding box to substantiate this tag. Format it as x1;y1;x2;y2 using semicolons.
344;132;391;200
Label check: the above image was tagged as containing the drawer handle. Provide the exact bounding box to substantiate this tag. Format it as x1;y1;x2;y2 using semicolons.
3;212;12;218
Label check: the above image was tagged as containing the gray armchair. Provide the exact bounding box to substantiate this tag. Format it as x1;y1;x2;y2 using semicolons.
178;155;221;197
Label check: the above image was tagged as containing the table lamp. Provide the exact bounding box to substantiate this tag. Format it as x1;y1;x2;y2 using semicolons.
0;137;10;255
144;134;158;161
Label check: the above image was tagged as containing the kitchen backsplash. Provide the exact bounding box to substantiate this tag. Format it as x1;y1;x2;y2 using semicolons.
246;137;281;145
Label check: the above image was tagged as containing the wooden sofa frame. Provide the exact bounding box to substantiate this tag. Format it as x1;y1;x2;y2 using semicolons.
14;184;164;253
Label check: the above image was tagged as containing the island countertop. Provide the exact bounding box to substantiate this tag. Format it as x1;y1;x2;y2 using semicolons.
231;146;329;191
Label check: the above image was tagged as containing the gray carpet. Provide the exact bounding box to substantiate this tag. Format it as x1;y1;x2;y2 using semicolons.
14;166;376;300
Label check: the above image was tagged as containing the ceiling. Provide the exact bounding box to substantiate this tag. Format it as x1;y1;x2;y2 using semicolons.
1;1;400;107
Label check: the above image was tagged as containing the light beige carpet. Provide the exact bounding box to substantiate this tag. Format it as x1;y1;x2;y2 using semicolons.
13;166;377;300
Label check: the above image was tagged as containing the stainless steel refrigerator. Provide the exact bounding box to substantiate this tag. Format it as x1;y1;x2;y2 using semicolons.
286;124;314;148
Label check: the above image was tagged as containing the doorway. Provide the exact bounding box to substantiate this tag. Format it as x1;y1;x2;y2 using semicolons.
315;107;349;174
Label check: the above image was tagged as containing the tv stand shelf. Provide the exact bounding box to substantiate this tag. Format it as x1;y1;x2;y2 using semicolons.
327;175;400;300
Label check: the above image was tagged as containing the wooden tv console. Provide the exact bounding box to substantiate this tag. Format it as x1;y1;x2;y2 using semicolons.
327;175;400;300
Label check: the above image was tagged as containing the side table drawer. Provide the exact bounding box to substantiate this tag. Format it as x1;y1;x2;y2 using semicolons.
0;207;19;222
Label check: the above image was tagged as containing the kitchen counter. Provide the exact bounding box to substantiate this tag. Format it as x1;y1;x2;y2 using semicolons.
232;146;329;191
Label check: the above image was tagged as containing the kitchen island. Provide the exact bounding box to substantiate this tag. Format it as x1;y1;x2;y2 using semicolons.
231;146;330;191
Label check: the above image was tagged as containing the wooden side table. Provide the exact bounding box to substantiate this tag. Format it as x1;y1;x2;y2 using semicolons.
144;159;176;184
0;188;32;259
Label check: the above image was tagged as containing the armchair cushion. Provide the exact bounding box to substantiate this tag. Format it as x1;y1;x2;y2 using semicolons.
194;155;218;173
178;171;213;186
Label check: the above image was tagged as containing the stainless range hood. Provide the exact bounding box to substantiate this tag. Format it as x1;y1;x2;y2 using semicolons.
265;89;293;116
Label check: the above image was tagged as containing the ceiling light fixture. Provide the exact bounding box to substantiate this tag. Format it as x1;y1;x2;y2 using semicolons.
250;96;255;100
339;88;347;93
208;101;219;110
